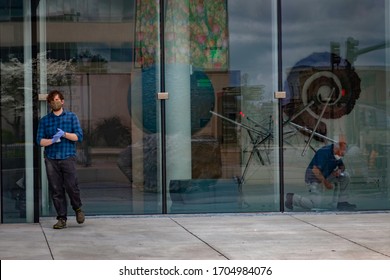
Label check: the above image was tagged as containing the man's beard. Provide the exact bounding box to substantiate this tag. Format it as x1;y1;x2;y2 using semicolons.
50;101;63;111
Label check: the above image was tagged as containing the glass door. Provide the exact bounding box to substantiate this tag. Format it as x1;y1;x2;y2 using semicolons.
166;0;280;214
37;0;162;216
281;0;390;212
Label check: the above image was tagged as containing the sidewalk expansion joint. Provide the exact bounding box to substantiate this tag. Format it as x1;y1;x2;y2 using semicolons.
170;217;230;260
39;223;55;260
289;215;390;258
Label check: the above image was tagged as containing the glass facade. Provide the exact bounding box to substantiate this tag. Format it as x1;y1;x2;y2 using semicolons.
0;0;389;223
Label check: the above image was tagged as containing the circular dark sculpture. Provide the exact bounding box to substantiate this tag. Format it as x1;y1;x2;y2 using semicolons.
283;52;361;139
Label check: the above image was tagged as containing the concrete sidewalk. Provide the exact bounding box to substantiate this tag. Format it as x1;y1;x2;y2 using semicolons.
0;212;389;260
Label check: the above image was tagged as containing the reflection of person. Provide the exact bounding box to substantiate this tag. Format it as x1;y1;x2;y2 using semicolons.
37;90;85;229
285;141;357;211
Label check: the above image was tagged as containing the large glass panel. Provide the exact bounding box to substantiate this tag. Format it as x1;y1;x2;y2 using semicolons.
37;0;161;216
282;0;390;211
166;0;279;213
0;0;35;222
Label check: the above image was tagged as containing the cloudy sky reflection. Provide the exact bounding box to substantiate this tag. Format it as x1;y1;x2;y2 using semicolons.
227;0;388;95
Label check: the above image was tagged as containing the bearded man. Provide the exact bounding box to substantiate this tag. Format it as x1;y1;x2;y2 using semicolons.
37;89;85;229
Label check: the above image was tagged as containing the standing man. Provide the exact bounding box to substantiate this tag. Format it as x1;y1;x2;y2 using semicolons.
285;141;357;211
37;90;85;229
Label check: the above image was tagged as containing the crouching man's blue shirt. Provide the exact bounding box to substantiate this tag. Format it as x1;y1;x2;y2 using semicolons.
36;109;83;159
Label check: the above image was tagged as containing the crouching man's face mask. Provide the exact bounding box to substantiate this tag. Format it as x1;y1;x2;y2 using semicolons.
334;141;347;161
50;100;63;111
334;154;342;161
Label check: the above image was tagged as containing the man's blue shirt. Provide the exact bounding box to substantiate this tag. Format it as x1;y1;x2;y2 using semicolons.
36;109;83;159
305;144;344;183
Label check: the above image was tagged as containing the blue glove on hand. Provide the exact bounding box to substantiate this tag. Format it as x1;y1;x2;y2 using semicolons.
51;136;61;143
54;128;65;138
51;128;65;144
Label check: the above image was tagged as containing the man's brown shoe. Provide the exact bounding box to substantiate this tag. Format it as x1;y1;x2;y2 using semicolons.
75;209;85;224
53;218;67;229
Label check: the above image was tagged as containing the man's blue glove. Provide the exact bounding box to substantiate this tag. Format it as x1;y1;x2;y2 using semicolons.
51;135;61;143
51;128;65;143
54;128;65;138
